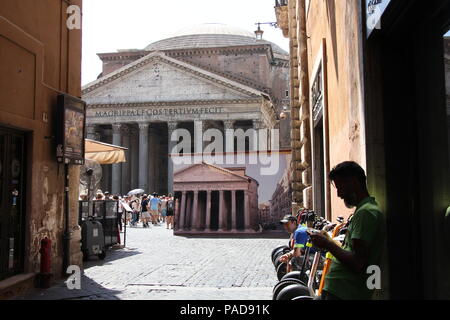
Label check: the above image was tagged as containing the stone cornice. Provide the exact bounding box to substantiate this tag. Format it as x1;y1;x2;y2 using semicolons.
98;51;147;61
98;43;289;62
82;52;265;99
86;99;261;109
174;161;252;182
162;44;280;60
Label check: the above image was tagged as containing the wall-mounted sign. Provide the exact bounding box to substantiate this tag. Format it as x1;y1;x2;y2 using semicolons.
366;0;392;37
56;94;87;165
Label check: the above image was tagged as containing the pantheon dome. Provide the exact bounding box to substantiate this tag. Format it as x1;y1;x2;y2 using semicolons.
143;23;288;57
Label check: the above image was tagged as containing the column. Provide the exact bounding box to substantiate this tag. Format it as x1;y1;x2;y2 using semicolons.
86;125;97;140
231;190;237;232
100;128;112;192
138;123;149;191
253;120;267;151
244;190;251;232
174;198;180;229
194;120;204;164
130;127;139;189
148;126;158;193
111;123;122;195
224;120;235;164
192;190;200;231
179;191;187;231
167;122;178;195
121;125;131;194
218;190;225;232
186;193;193;229
205;190;212;232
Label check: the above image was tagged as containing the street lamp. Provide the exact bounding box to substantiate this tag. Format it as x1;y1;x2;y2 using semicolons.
254;22;278;40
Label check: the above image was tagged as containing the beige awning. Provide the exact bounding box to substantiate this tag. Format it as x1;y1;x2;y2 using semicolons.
85;139;127;164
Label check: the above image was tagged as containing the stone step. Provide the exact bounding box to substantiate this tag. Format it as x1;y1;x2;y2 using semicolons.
0;273;35;300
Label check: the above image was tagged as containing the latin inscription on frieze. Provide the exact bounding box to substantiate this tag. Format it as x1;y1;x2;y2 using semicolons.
92;107;225;118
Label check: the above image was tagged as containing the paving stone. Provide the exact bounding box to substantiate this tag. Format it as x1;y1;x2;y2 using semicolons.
18;224;288;300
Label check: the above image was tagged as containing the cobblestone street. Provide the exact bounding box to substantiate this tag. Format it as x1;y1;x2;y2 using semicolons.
20;225;288;300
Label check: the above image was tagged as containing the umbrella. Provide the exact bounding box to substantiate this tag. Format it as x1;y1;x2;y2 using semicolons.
127;189;145;196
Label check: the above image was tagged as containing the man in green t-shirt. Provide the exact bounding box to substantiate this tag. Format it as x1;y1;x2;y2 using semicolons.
310;161;384;300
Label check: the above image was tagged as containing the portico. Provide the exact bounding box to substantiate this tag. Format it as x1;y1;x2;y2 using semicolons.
82;51;278;195
173;162;259;233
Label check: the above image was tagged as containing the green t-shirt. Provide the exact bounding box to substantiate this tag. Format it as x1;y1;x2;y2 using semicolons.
324;197;384;300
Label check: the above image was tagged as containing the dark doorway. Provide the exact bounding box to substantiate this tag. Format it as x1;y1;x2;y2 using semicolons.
0;127;26;281
363;0;450;299
313;117;325;218
311;58;326;219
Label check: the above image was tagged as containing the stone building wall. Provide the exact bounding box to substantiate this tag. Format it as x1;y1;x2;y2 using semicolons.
276;0;366;221
0;0;83;288
93;39;291;150
98;51;147;77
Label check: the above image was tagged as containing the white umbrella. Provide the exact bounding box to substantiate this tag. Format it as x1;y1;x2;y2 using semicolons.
127;189;145;196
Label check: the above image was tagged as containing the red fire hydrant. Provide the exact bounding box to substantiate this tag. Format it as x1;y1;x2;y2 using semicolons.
40;237;51;274
38;237;52;288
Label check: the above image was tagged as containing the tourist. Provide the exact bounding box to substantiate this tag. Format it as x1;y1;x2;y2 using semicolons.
113;195;123;232
278;214;315;273
130;196;140;227
166;193;175;229
79;194;88;201
149;192;161;225
160;195;168;224
141;195;151;228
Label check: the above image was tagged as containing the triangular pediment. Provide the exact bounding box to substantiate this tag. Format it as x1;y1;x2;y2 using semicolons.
82;52;262;105
174;162;249;183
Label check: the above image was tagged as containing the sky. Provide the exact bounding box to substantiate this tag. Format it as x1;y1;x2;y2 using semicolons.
81;1;450;86
81;0;289;86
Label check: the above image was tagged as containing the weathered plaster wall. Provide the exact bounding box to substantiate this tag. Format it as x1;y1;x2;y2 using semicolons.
306;0;365;220
0;0;83;279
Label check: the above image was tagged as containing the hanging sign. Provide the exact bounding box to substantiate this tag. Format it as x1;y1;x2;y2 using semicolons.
56;94;87;165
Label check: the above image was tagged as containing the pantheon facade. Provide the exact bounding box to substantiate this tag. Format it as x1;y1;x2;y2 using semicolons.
82;24;290;196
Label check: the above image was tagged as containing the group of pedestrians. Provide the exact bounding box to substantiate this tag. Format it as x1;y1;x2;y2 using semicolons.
79;190;176;231
118;192;175;230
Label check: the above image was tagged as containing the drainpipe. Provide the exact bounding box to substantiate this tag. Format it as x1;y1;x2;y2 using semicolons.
63;163;71;275
297;0;312;209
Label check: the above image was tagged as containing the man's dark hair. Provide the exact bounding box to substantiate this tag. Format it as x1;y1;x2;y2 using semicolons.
329;161;367;187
